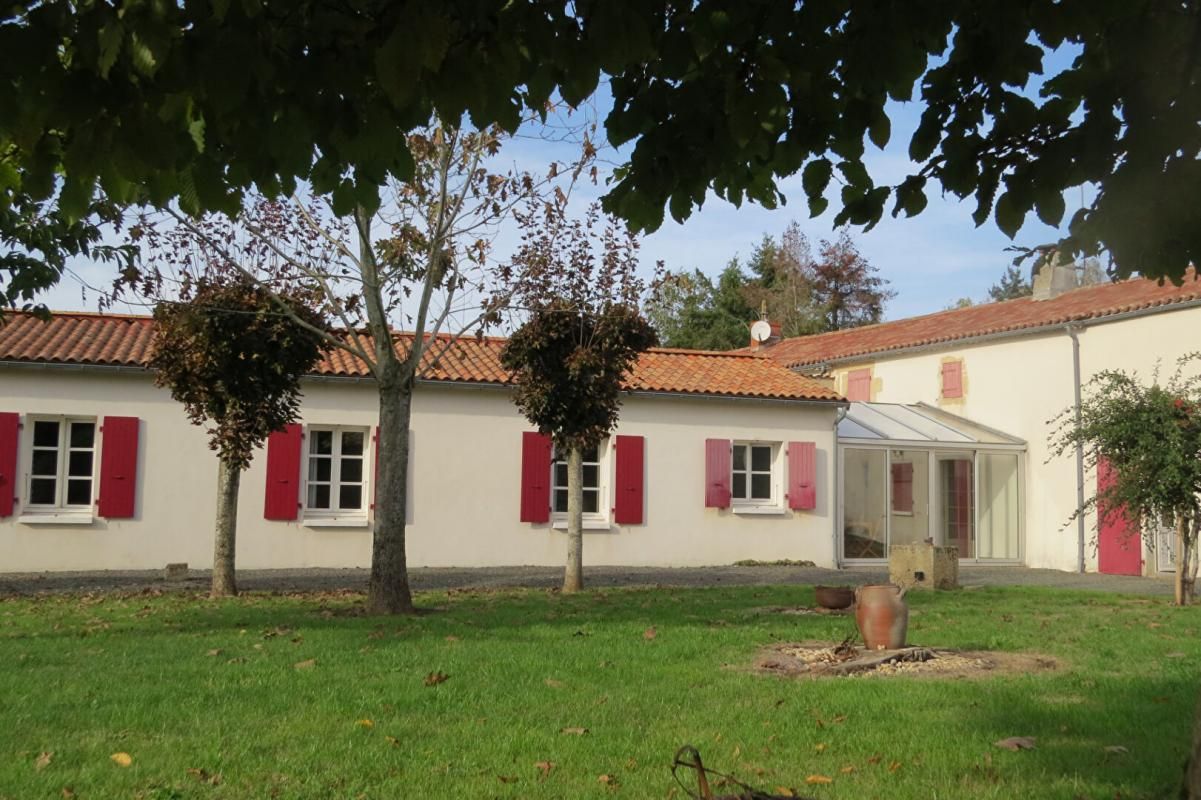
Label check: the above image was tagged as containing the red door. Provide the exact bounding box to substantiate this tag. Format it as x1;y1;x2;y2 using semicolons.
1097;458;1142;576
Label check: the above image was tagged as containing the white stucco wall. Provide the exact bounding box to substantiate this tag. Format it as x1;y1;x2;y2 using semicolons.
827;303;1201;572
0;368;840;572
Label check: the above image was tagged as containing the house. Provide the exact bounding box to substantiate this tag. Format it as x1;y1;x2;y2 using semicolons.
0;312;845;572
752;266;1201;576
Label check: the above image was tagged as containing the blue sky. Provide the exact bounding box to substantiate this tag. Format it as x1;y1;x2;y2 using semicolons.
47;47;1086;322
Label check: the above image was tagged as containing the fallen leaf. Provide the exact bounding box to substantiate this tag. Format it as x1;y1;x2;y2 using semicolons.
535;760;555;778
497;775;518;784
205;649;222;657
294;658;317;670
35;751;53;771
888;760;902;772
643;626;657;640
840;765;855;774
544;678;565;688
1103;745;1129;755
560;727;589;736
355;719;374;728
186;768;221;785
110;752;132;768
384;736;400;748
774;788;796;798
994;737;1037;751
831;714;848;723
598;773;619;787
445;635;460;642
814;743;827;754
805;774;833;785
424;670;450;686
866;754;882;765
61;788;75;799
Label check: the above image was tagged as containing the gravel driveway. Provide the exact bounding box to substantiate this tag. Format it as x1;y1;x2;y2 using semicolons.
0;564;1174;596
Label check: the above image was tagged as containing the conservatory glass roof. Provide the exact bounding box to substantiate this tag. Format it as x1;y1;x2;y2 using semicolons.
837;402;1025;446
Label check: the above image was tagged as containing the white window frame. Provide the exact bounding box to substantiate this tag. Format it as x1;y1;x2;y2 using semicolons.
22;416;98;519
731;440;783;513
302;425;370;525
550;440;611;530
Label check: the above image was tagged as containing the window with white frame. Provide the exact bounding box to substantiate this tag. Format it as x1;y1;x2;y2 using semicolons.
552;443;605;517
732;441;777;505
27;417;97;511
305;427;368;517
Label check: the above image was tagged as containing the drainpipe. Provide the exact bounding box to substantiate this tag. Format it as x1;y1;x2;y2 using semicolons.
1067;324;1086;573
833;406;848;567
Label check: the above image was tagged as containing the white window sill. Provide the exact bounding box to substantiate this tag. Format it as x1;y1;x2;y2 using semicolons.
551;519;613;531
732;505;787;516
18;513;95;525
302;517;370;529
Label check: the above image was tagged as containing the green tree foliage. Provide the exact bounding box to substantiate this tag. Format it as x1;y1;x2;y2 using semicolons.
501;205;658;592
988;265;1034;302
1049;358;1201;605
151;281;329;596
4;2;1196;303
646;265;753;350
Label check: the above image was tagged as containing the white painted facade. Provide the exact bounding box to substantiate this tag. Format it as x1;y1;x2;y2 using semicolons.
0;367;841;572
824;303;1201;573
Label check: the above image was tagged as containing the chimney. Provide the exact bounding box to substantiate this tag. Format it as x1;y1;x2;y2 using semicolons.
1031;251;1079;301
748;320;782;350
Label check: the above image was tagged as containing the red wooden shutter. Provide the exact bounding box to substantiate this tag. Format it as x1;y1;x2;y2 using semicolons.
613;435;645;525
704;438;731;508
942;361;963;399
0;412;18;518
890;462;914;513
847;369;871;401
97;416;139;518
787;441;817;511
519;431;552;523
263;423;303;520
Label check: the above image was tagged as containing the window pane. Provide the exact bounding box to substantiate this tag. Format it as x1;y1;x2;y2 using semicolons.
584;490;599;513
339;485;363;510
341;458;363;483
553;489;568;513
33;420;59;448
309;457;331;482
732;473;746;499
310;430;333;455
68;451;93;477
583;464;599;489
32;450;58;476
732;445;746;471
66;479;92;506
843;448;888;559
751;445;772;471
30;478;56;505
341;431;365;456
751;473;771;499
553;463;568;488
977;453;1020;560
308;484;331;509
70;422;95;448
583;445;598;462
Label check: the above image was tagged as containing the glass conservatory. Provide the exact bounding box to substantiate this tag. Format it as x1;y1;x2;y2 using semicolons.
838;403;1025;564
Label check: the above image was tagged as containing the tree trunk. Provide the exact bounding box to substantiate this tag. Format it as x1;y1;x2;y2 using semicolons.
1177;514;1195;607
211;458;240;598
563;445;584;593
366;371;417;615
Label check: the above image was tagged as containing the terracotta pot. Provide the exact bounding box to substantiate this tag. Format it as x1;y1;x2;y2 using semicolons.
815;585;854;610
854;584;909;650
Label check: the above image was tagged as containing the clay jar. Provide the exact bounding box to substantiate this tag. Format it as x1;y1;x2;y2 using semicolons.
854;584;909;650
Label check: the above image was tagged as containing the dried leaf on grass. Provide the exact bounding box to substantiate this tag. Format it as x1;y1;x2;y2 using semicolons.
355;719;374;728
35;752;52;771
994;736;1037;751
294;658;317;670
643;626;657;640
497;775;518;784
535;761;555;778
424;670;450;686
544;678;565;688
110;752;133;767
1103;745;1129;755
186;767;222;785
805;774;833;784
560;727;589;736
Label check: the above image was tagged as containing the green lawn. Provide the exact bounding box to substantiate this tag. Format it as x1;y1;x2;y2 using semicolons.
0;584;1197;799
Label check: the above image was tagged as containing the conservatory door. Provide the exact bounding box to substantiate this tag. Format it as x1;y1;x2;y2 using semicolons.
937;454;975;559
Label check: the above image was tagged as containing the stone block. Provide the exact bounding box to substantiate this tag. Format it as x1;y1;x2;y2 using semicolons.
888;544;958;590
163;562;189;581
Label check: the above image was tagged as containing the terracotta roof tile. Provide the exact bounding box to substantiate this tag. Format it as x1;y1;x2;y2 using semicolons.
756;272;1201;368
0;311;841;403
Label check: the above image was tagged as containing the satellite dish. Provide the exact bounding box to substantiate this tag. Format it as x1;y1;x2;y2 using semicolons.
750;320;773;342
